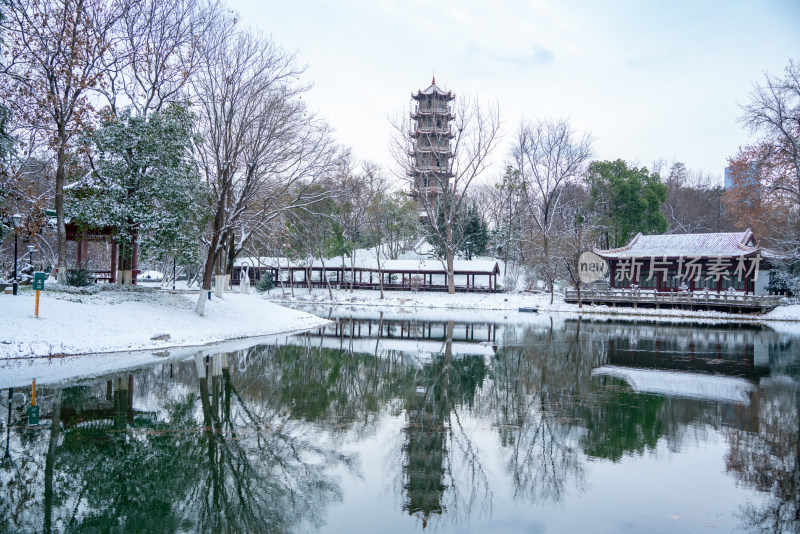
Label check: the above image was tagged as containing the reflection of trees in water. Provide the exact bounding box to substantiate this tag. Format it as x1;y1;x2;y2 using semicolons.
486;318;601;504
575;378;665;461
726;380;799;534
263;337;416;433
2;352;355;534
4;317;799;532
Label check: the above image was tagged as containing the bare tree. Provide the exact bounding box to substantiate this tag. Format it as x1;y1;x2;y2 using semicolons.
392;94;501;293
726;59;800;258
335;159;376;292
661;161;732;234
102;0;223;118
2;0;119;282
557;184;601;308
476;166;527;288
190;19;342;315
510;118;593;303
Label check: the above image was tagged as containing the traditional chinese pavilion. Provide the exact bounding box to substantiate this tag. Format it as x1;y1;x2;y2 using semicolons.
408;77;455;210
594;230;771;294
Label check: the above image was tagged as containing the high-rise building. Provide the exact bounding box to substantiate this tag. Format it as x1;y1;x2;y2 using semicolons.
408;77;455;209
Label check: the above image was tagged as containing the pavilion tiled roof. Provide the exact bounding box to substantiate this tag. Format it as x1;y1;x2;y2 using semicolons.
594;230;760;259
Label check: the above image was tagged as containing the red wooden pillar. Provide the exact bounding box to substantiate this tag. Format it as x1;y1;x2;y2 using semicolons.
131;240;139;284
110;241;118;283
76;230;88;265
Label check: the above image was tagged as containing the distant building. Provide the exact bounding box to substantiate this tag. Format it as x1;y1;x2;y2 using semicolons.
724;166;733;190
408;77;455;211
724;164;758;192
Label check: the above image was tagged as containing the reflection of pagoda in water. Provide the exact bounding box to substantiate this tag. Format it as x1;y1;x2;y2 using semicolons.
400;322;487;528
403;380;448;525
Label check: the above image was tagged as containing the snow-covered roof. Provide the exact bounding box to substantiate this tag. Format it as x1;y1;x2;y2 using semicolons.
284;335;495;361
592;366;755;405
234;256;500;274
595;230;759;259
412;77;454;99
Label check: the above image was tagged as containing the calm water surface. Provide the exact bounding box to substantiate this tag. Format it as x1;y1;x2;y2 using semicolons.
2;308;798;533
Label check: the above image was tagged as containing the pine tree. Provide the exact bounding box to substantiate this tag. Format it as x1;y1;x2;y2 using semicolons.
67;104;209;274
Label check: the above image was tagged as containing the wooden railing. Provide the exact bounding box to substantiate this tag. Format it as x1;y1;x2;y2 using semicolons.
564;288;783;312
51;269;141;283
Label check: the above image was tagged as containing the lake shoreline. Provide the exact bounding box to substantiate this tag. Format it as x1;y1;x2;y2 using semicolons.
264;287;800;324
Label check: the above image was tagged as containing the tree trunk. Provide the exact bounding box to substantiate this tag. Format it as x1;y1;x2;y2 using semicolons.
119;241;134;285
195;233;220;316
224;234;236;291
43;388;62;534
55;132;67;284
321;257;333;300
350;252;356;293
446;249;455;294
376;247;385;299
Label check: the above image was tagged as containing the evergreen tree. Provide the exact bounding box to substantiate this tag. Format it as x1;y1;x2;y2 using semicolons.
460;202;489;260
67;104;209;268
585;159;668;248
426;194;489;260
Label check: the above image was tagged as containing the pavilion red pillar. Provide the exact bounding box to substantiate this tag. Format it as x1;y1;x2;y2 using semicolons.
81;233;89;265
110;241;118;283
131;240;139;284
76;230;88;266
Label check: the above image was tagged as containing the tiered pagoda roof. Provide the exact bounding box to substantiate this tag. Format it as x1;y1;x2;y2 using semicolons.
411;77;455;101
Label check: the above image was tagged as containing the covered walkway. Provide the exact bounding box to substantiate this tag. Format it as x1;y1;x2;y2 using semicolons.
232;257;501;293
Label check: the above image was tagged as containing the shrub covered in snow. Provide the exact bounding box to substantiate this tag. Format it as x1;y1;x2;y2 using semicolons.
255;273;274;292
65;263;94;287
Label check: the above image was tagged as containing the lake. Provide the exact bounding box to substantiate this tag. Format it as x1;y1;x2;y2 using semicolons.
2;307;798;533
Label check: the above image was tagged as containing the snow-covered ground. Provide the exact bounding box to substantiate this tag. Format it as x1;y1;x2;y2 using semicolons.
2;281;798;361
0;284;330;359
263;286;800;323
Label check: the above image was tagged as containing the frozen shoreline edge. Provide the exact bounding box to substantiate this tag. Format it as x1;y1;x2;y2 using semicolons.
269;296;800;323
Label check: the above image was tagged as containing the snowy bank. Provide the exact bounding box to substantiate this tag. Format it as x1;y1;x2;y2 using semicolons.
0;286;330;359
263;287;800;323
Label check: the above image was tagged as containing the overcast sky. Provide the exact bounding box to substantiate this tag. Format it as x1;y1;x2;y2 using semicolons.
228;0;799;186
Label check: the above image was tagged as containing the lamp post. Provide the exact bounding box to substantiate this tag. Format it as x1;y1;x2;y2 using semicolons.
171;248;177;291
11;214;21;295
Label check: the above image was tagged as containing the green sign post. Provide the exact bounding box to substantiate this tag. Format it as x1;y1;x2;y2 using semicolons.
27;405;39;425
27;378;38;425
32;271;45;290
33;271;45;317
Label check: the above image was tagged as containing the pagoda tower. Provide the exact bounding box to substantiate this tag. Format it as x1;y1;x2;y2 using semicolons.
409;77;455;209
